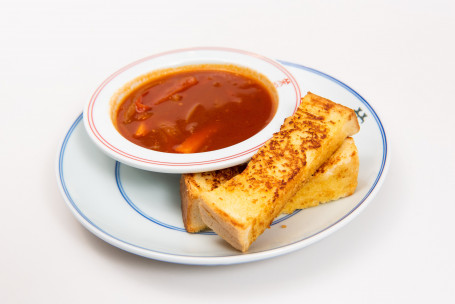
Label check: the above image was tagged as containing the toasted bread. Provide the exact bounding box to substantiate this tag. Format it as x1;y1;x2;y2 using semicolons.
180;137;358;232
280;137;358;213
180;165;246;233
197;92;360;251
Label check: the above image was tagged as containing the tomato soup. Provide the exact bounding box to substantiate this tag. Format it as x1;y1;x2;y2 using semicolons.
113;66;277;153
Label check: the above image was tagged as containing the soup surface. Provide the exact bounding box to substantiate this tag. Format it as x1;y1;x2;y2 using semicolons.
115;68;277;153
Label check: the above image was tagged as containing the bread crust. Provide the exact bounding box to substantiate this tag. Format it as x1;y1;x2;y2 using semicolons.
198;92;360;251
180;166;245;232
180;176;204;233
281;137;358;213
180;137;359;232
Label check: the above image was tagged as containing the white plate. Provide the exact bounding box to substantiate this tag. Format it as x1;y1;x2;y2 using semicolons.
56;61;389;265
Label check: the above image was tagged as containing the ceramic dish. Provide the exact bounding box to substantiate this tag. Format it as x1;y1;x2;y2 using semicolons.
57;60;389;265
84;47;301;173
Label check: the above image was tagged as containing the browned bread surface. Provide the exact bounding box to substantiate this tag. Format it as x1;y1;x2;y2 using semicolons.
180;137;358;232
180;165;245;233
281;137;358;213
198;92;360;251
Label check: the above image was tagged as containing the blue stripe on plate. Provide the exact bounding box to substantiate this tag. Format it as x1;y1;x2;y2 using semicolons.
115;161;215;235
58;114;163;255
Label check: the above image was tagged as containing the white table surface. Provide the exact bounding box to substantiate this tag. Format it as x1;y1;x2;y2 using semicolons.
2;0;454;303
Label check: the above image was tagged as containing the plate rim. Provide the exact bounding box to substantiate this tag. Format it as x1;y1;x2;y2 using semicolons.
56;61;390;265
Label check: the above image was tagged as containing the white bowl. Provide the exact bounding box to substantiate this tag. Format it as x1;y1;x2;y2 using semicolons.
83;47;301;173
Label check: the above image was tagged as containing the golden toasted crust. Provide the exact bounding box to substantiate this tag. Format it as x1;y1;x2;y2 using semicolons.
180;166;245;232
180;176;202;233
198;92;360;251
181;137;358;231
281;137;358;213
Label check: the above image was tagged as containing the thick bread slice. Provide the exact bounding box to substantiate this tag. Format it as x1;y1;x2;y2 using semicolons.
280;137;358;213
180;137;358;232
198;92;360;252
180;165;246;233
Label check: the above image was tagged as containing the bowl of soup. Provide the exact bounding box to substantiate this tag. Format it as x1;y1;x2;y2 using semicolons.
84;47;301;173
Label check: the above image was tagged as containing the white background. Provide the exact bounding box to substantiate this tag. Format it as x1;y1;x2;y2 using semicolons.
1;0;455;303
